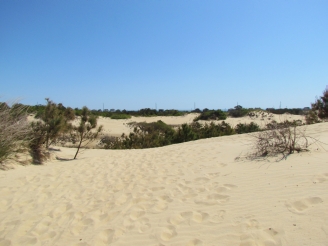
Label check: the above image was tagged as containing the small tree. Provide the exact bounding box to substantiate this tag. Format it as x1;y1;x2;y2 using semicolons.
29;99;75;163
311;88;328;120
71;106;103;159
32;98;75;148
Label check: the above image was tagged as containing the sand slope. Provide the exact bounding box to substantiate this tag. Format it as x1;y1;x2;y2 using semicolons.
0;123;327;246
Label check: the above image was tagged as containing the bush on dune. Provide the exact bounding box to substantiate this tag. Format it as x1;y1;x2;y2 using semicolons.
70;106;103;159
249;120;316;160
228;105;249;117
29;99;76;163
306;88;328;124
235;122;260;134
0;101;32;165
194;109;227;121
102;120;235;149
110;114;131;119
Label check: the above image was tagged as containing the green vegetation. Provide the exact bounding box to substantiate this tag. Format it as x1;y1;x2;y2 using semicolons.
265;108;305;115
70;107;103;159
235;122;260;134
1;87;327;166
110;114;131;119
228;105;250;117
308;88;328;122
101;120;236;149
29;99;76;163
194;109;227;121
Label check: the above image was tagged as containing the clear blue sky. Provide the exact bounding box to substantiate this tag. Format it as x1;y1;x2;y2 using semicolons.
1;0;327;110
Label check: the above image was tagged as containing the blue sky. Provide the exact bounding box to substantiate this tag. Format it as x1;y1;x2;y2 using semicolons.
1;0;327;110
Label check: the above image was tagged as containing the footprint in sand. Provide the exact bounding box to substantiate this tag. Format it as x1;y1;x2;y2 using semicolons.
194;194;230;206
0;239;12;246
191;211;209;223
34;217;52;235
115;193;131;206
168;211;192;225
209;210;226;224
94;229;114;245
150;201;168;213
18;236;39;246
136;218;151;233
194;177;211;185
129;208;146;221
205;172;220;179
312;173;328;183
285;197;323;214
223;184;238;189
49;203;72;219
168;211;209;225
186;238;203;246
159;225;177;241
237;218;283;246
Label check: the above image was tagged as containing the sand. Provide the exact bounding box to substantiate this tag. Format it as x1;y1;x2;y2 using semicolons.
0;117;327;246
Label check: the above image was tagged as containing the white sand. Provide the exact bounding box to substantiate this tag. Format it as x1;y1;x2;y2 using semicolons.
1;118;327;246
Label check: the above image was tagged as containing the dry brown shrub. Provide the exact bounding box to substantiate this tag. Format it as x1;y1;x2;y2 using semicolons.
0;101;32;165
249;122;313;160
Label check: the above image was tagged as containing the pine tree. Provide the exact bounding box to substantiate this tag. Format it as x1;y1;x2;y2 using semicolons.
71;106;103;159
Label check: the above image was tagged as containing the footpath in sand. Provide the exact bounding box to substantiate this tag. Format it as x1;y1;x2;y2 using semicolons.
0;122;328;245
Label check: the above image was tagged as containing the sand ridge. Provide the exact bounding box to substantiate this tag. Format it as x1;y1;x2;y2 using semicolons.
0;123;327;245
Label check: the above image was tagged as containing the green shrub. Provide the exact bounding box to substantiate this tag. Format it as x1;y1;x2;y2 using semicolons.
311;88;328;120
102;120;235;149
70;106;103;159
194;110;227;121
228;105;249;117
110;114;131;119
235;122;260;134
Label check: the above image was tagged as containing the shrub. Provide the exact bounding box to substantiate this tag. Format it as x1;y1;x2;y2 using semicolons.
305;110;320;124
29;121;48;164
250;122;311;160
0;102;32;164
34;99;75;148
311;88;328;120
235;122;260;134
228;105;249;117
194;109;227;121
110;114;131;119
70;106;103;159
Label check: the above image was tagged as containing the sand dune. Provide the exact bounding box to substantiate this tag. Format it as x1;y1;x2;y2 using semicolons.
97;112;305;137
0;122;327;246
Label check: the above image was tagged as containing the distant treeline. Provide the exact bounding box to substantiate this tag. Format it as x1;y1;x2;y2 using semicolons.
265;108;307;115
26;105;186;119
24;103;308;120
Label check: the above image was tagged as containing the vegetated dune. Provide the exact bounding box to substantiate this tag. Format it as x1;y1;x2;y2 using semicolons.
97;112;305;137
28;112;305;137
0;122;327;246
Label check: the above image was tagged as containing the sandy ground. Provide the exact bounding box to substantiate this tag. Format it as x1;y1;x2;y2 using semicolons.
0;119;327;246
